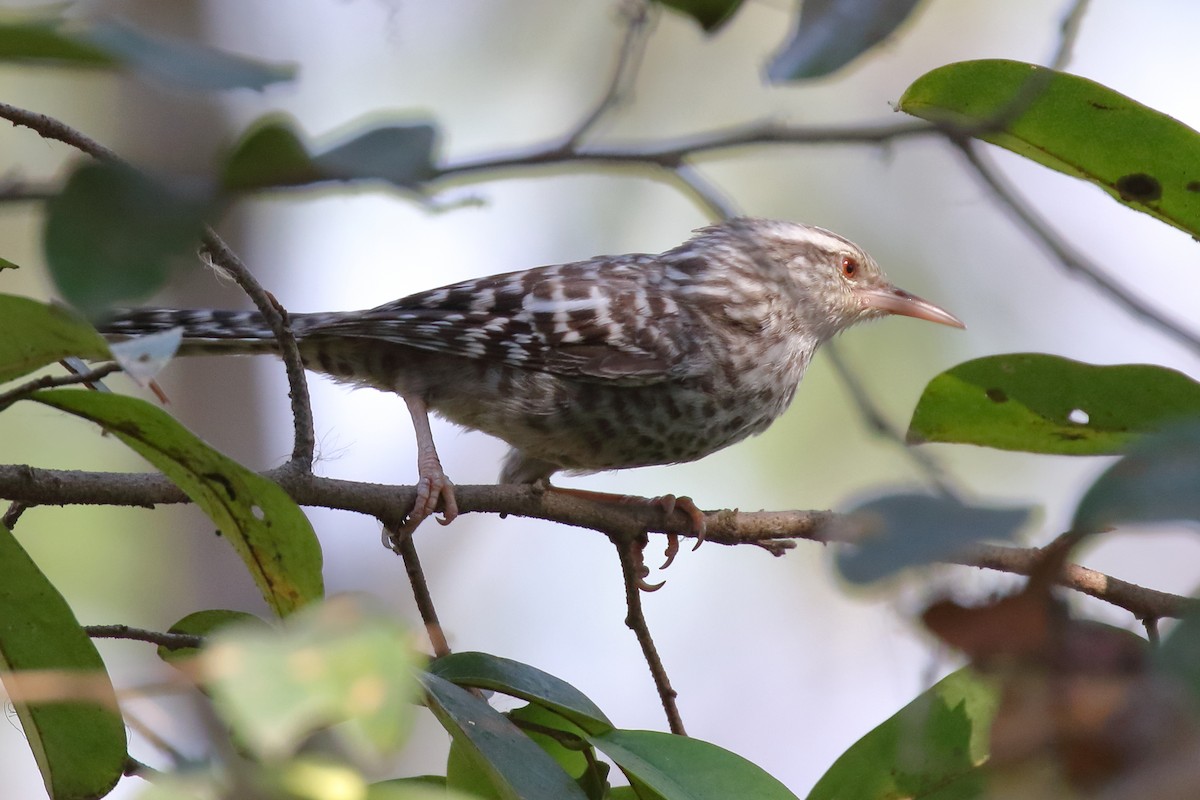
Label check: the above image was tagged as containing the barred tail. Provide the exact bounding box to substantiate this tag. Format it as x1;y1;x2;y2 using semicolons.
99;308;290;356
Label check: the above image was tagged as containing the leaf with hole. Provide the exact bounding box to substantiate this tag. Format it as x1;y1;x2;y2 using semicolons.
899;59;1200;237
29;389;323;616
807;668;996;799
0;523;127;800
768;0;923;81
908;354;1200;455
833;493;1032;584
0;294;110;386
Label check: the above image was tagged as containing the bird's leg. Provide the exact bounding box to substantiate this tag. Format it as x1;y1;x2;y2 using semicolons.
391;395;458;543
545;485;707;569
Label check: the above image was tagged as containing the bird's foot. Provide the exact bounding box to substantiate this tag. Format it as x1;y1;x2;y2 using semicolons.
383;468;458;552
546;485;707;572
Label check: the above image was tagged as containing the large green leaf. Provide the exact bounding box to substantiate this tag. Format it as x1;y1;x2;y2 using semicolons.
0;523;127;800
429;651;613;735
29;389;323;616
1072;421;1200;534
768;0;923;81
203;597;420;759
222;116;439;192
908;354;1200;455
422;672;589;800
899;59;1200;237
0;17;293;89
807;669;997;800
588;729;798;800
43;162;213;316
0;294;110;386
834;494;1032;584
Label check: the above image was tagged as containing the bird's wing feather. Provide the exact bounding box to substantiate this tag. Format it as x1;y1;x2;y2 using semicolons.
306;257;700;384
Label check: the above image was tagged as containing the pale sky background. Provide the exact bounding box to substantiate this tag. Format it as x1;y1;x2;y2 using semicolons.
3;1;1200;797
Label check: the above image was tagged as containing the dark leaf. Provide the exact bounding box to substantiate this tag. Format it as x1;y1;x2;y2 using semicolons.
834;493;1031;584
653;0;745;33
768;0;923;81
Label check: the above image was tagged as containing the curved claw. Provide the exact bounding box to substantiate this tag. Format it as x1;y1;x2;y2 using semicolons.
652;494;707;550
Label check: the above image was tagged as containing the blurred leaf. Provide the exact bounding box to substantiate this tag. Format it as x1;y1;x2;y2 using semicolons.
156;609;269;664
1072;420;1200;534
899;59;1200;237
204;597;421;759
0;16;293;89
653;0;745;32
29;389;324;616
222;116;439;191
423;671;589;800
768;0;923;80
43;162;214;316
1157;606;1200;706
429;651;613;734
834;494;1031;584
0;255;20;270
0;294;110;386
807;669;997;800
588;729;799;800
908;354;1200;455
0;523;127;800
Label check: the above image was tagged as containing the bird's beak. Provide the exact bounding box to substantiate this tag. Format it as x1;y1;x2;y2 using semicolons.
856;285;965;329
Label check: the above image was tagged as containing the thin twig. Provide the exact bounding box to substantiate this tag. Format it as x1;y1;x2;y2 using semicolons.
614;533;685;734
0;100;317;469
388;528;452;658
84;624;204;650
1051;0;1091;70
0;363;122;410
956;140;1200;355
2;501;27;530
562;0;653;148
198;231;315;468
671;163;740;219
123;756;162;780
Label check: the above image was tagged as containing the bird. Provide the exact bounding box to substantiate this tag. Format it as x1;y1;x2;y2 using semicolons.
98;217;964;544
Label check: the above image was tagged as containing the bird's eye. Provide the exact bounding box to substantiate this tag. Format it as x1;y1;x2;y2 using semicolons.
841;256;859;278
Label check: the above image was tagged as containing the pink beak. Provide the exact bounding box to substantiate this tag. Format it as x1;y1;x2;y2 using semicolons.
857;285;965;329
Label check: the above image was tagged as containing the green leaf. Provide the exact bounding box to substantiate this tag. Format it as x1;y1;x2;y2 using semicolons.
1072;420;1200;534
908;354;1200;456
653;0;745;32
587;729;798;800
807;669;997;800
898;59;1200;237
156;609;269;664
429;651;613;735
29;389;323;616
204;597;421;759
1157;604;1200;706
834;494;1032;584
0;255;21;270
768;0;923;81
0;294;110;385
222;116;439;192
0;523;127;800
43;162;214;316
0;17;293;89
422;671;589;800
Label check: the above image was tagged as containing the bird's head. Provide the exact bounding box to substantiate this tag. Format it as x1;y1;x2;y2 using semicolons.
707;218;965;342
